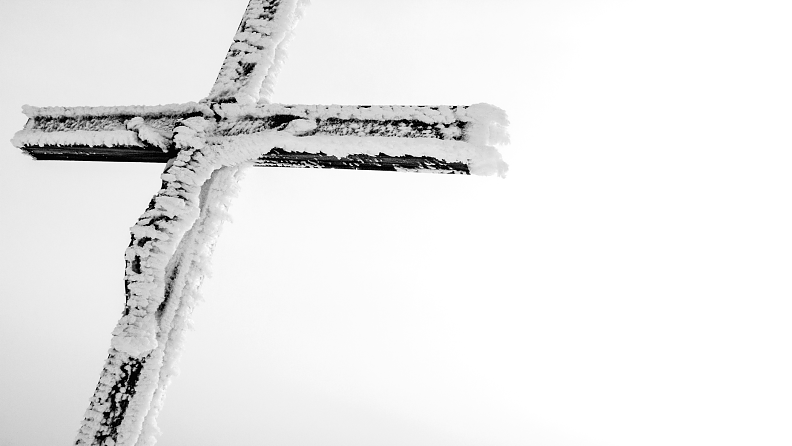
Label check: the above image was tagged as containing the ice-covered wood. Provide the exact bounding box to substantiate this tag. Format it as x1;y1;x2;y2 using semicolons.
11;0;510;444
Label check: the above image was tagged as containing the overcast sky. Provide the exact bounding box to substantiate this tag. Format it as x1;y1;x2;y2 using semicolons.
1;1;791;445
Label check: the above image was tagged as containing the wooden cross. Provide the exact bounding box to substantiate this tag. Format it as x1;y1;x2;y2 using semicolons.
12;1;509;446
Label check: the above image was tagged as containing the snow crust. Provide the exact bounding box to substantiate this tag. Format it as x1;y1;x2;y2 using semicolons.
206;0;310;105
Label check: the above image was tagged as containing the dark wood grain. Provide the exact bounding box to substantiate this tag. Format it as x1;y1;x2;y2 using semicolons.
22;146;470;174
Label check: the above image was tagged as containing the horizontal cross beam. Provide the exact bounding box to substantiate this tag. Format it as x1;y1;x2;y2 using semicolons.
13;103;506;174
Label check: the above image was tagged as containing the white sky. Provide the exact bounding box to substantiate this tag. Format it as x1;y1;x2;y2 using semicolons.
1;1;791;445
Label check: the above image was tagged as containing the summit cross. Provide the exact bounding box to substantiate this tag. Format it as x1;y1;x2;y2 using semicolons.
12;1;509;446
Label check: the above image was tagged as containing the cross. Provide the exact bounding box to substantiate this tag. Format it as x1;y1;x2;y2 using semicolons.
12;1;509;446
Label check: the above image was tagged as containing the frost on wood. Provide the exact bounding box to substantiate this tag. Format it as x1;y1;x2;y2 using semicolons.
206;0;310;105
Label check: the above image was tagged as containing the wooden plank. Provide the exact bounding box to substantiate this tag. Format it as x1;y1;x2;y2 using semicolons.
21;146;471;174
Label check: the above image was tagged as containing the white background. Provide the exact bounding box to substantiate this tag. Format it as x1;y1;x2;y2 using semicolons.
1;1;791;445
